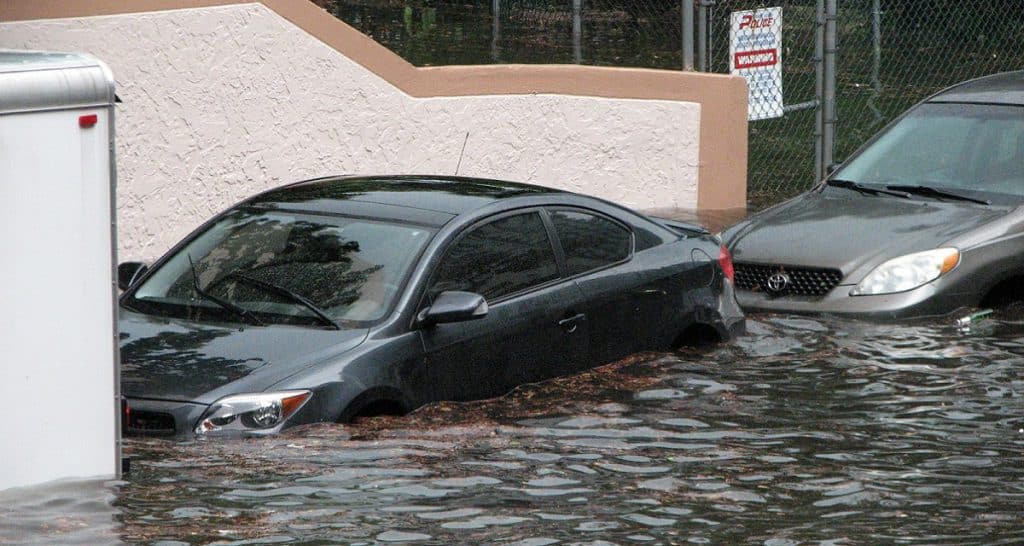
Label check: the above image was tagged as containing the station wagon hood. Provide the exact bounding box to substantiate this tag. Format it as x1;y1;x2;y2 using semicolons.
725;192;1010;282
119;310;368;404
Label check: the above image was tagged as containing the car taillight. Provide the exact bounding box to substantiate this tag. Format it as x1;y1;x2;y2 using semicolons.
718;245;735;282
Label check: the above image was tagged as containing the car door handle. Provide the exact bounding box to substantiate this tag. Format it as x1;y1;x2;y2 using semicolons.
558;313;586;333
634;288;667;296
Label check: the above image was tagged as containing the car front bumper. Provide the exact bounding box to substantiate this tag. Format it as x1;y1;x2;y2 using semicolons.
735;281;977;321
124;398;208;437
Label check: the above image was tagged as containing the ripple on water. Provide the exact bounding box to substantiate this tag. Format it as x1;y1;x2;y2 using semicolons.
556;416;643;428
622;513;676;527
659;418;710;428
415;508;483;520
505;539;560;546
440;515;529;529
526;477;580;487
15;314;1024;545
595;462;671;474
431;476;502;487
635;389;689;400
376;530;432;542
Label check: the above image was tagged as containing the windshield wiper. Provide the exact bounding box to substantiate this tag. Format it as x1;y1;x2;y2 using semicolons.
885;184;990;205
224;271;340;330
187;255;264;326
826;179;910;198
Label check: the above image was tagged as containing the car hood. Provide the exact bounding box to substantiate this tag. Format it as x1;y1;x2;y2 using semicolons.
119;309;368;404
724;191;1010;282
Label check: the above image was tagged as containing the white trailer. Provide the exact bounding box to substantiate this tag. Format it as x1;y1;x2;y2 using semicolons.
0;50;120;490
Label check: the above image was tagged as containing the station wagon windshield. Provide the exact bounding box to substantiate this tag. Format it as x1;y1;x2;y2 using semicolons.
125;209;435;326
835;103;1024;200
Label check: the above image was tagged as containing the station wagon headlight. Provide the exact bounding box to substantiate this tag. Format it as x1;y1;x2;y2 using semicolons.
851;248;960;296
195;390;311;434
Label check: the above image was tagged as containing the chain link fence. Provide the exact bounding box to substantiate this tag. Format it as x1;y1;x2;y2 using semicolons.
316;0;686;69
316;0;1024;209
710;1;818;206
711;0;1024;205
836;0;1024;163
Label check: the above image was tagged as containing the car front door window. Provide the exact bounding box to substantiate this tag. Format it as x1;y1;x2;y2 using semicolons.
429;211;559;302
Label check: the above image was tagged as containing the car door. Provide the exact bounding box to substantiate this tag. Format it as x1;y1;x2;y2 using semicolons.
418;210;590;402
631;239;716;349
546;208;643;364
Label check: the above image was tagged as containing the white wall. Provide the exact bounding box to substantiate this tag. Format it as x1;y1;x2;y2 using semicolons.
0;4;701;261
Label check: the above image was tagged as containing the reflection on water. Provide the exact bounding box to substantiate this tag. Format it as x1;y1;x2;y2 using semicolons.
4;313;1024;544
0;479;122;545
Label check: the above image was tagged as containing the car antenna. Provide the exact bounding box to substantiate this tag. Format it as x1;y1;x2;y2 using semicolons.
454;131;469;176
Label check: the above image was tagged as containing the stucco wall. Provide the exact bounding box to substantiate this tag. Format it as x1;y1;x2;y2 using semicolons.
0;3;706;261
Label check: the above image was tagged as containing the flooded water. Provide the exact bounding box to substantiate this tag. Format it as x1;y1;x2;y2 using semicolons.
4;312;1024;545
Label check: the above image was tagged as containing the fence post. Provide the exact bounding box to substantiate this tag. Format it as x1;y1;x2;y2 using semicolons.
871;0;881;92
682;0;695;71
822;0;837;175
572;0;583;64
697;0;709;71
491;0;501;62
814;0;824;181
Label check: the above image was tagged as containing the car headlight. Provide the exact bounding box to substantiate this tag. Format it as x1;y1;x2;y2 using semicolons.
851;248;960;296
195;390;311;434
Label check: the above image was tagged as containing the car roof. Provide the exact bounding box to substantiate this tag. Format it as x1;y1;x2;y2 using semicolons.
928;70;1024;105
246;175;567;225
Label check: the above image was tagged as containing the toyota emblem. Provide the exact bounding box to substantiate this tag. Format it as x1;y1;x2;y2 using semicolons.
766;272;791;294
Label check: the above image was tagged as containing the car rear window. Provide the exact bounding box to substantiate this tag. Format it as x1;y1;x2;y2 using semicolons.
550;210;632;275
429;212;559;301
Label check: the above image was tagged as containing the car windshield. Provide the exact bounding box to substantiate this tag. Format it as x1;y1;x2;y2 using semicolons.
835;102;1024;200
125;209;435;327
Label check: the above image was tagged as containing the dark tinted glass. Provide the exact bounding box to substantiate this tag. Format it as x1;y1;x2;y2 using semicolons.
550;210;632;275
431;212;559;301
633;226;664;251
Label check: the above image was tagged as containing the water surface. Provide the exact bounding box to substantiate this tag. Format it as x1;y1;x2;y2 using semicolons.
3;312;1023;544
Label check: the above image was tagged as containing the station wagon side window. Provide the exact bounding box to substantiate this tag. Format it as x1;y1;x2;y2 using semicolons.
549;210;633;276
429;211;559;301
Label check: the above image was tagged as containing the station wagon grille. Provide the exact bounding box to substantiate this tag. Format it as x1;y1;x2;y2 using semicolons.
125;410;176;436
734;263;844;297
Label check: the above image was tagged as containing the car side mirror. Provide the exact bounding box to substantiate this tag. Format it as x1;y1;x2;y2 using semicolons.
418;290;488;326
118;262;148;291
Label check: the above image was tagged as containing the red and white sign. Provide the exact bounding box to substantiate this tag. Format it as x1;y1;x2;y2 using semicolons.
730;7;783;121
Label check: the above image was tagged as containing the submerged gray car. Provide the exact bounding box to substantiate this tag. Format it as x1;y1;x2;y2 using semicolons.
723;71;1024;319
118;176;743;436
